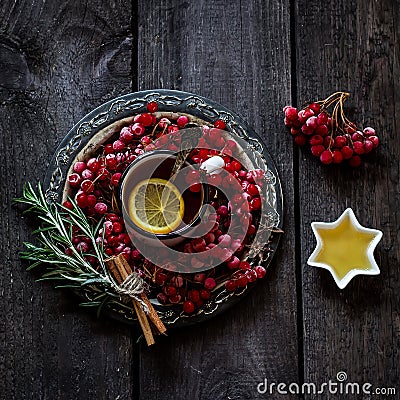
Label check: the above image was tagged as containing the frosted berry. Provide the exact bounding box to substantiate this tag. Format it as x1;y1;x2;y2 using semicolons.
363;127;375;137
68;173;82;188
73;161;86;174
131;123;145;136
94;202;108;214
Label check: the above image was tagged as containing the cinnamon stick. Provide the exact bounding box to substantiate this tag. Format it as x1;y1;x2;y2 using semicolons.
117;256;167;335
105;256;155;346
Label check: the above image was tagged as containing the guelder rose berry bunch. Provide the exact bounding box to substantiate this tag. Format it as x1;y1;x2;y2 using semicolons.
64;101;268;315
284;92;379;167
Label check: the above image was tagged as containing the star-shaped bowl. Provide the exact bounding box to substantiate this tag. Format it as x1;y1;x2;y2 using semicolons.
307;208;383;289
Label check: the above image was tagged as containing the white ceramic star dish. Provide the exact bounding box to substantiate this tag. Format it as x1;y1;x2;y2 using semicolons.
307;208;383;289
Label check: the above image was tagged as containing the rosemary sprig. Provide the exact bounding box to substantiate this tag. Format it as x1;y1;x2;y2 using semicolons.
14;182;114;304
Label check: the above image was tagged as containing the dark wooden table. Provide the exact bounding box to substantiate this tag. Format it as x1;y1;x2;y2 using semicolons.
1;1;399;399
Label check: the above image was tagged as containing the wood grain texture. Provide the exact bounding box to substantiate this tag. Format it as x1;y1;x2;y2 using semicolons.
137;1;299;399
0;1;134;399
295;0;400;397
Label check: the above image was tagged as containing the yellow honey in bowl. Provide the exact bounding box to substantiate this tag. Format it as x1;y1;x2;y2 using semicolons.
313;213;377;280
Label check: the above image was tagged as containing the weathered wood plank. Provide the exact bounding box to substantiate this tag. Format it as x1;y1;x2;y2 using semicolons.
295;0;400;397
0;1;134;399
137;1;299;399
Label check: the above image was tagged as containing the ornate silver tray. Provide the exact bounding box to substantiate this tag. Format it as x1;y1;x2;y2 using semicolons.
44;89;283;328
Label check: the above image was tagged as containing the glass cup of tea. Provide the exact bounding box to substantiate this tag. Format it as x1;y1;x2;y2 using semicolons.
119;150;209;247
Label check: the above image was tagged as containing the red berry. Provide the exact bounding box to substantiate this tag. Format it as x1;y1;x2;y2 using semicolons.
353;141;365;155
309;102;321;113
363;127;375;137
81;179;94;193
157;292;168;304
301;124;314;135
163;285;177;297
208;173;222;187
334;135;347;148
204;277;216;290
131;249;141;260
290;127;300;136
199;289;211;300
87;158;101;172
177;115;189;127
284;106;298;120
344;122;357;134
349;155;362;167
341;145;353;159
316;112;328;125
113;140;125;151
306;116;318;129
183;300;195;314
76;192;88;208
310;145;325;157
250;197;261;210
97;167;110;181
255;265;266;278
227;256;240;269
146;101;158;113
87;194;97;207
217;205;229;217
236;274;248;288
139;113;153;127
363;139;374;154
352;132;364;142
240;261;251;270
120;127;134;143
68;173;82;188
315;124;329;136
245;269;258;283
169;294;181;304
111;173;122;187
246;183;259;197
323;136;334;148
189;183;202;193
218;234;232;248
104;144;114;154
112;221;123;233
225;280;237;291
185;169;201;184
214;119;226;129
369;136;379;148
309;135;323;146
131;123;145;136
320;150;333;165
73;161;86;174
332;150;343;164
231;160;241;171
294;134;307;146
63;200;74;210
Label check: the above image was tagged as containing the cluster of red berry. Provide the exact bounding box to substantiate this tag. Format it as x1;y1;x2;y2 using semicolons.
64;102;267;315
284;92;379;167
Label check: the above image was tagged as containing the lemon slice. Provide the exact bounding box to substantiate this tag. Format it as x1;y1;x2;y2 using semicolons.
128;178;184;234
